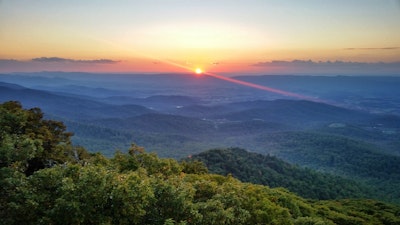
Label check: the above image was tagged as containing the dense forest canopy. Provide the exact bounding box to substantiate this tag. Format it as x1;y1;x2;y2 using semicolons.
187;148;376;200
1;101;400;225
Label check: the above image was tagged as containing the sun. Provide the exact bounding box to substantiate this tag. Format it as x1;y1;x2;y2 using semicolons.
195;68;203;75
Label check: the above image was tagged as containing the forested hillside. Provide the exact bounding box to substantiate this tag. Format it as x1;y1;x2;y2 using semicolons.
2;101;400;224
188;148;374;200
253;132;400;203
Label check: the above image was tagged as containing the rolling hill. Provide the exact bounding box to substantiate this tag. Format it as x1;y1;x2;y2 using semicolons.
187;148;374;200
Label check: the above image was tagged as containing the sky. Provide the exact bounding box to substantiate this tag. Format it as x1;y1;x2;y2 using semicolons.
1;0;400;75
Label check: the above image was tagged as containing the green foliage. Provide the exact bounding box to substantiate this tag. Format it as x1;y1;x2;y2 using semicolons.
256;131;400;203
188;148;373;200
293;217;333;225
3;145;400;224
180;160;208;174
2;102;400;224
0;101;89;175
257;131;400;180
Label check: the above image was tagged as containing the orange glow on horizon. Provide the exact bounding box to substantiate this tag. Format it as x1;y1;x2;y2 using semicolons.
148;57;322;102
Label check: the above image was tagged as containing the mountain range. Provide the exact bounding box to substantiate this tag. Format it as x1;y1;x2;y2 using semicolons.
2;72;400;204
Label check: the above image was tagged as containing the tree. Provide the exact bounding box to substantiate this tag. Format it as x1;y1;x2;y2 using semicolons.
0;101;80;175
180;160;208;174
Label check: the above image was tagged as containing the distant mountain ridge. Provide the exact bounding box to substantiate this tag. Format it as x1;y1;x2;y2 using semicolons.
0;82;153;120
210;99;371;127
1;80;397;157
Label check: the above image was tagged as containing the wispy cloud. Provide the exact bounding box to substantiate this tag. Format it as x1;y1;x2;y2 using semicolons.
0;57;121;73
343;47;400;51
0;59;25;67
31;57;120;64
253;60;400;67
252;60;400;75
0;59;19;64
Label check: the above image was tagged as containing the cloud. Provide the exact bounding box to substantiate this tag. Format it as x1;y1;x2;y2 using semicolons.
0;59;25;67
343;47;400;51
253;60;400;67
0;57;121;73
31;57;69;63
31;57;120;64
0;59;20;64
80;59;120;64
252;60;400;75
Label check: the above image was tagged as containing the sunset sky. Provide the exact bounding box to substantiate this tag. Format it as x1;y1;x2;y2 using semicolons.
1;0;400;75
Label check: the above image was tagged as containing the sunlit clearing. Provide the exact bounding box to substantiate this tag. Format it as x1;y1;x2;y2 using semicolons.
195;68;203;75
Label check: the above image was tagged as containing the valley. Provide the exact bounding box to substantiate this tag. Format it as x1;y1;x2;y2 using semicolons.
2;72;400;204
